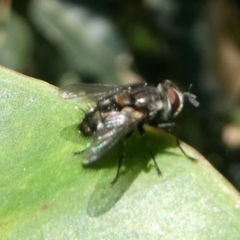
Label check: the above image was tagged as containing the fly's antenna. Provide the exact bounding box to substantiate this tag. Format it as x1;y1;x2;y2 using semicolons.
183;84;200;107
187;84;193;92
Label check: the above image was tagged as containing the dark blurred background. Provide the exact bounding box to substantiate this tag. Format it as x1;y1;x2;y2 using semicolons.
2;0;240;190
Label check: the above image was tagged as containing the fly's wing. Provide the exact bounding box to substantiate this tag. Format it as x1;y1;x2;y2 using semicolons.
59;82;147;101
59;83;119;100
82;112;139;165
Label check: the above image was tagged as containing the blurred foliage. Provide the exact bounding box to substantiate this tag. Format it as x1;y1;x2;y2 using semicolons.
3;0;240;191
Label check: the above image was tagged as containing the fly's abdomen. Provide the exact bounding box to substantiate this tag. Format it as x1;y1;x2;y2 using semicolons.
79;110;100;136
79;119;93;136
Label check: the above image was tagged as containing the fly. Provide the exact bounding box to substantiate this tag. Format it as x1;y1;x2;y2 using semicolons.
59;80;199;184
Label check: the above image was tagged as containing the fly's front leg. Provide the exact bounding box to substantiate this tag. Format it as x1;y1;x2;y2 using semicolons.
138;125;161;175
158;122;193;160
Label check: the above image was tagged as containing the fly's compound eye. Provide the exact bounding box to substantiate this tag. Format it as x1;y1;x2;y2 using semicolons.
167;88;184;116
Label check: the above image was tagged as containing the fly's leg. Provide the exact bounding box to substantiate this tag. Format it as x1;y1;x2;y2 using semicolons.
138;125;161;175
158;122;193;160
73;150;84;155
111;141;125;185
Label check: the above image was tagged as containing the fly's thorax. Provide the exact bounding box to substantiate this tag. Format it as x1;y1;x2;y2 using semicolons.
114;92;133;107
114;87;164;116
98;98;115;111
138;86;164;121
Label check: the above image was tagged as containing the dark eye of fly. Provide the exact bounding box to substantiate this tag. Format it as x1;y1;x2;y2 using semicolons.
60;80;199;184
167;88;182;116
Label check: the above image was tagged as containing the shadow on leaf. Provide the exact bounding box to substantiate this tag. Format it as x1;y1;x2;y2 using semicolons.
86;131;171;217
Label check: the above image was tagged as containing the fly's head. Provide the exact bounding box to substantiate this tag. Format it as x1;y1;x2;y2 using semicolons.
158;80;199;119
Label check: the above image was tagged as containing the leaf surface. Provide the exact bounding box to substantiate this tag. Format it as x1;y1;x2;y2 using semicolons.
0;66;240;239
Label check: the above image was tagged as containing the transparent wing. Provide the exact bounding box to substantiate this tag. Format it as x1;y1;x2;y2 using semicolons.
59;81;147;101
82;111;140;164
59;83;119;100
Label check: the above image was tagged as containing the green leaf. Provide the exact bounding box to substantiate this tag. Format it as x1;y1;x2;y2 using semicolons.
1;66;240;239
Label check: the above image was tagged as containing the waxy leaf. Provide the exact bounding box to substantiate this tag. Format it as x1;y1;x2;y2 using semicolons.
0;66;240;239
